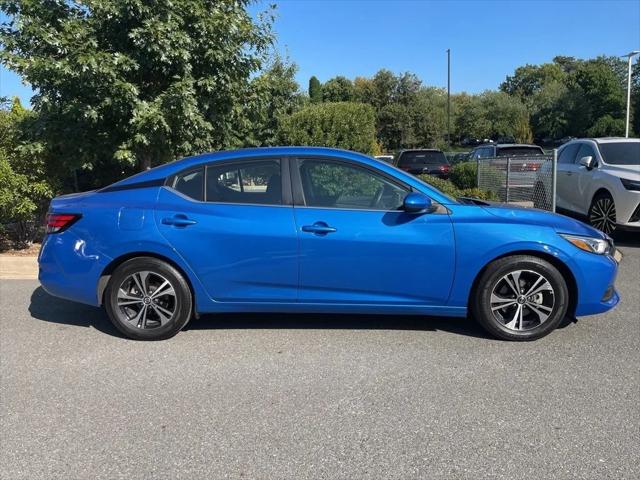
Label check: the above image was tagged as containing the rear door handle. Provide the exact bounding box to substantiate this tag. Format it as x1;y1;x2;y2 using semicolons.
565;172;573;176
162;214;197;227
302;222;337;235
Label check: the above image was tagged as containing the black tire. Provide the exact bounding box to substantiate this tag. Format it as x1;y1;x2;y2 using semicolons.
105;257;193;340
471;255;569;341
588;191;617;235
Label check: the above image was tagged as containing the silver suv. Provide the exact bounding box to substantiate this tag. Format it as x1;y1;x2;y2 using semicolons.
542;138;640;234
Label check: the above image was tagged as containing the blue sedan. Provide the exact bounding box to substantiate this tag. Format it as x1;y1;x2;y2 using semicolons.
38;147;620;341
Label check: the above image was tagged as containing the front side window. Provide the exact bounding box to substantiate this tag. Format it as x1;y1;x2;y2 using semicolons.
480;147;494;158
298;159;408;210
172;168;204;201
206;160;282;205
558;143;580;164
575;144;597;163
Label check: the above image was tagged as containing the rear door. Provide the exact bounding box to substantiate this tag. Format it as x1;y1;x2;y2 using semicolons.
291;156;455;305
155;158;298;302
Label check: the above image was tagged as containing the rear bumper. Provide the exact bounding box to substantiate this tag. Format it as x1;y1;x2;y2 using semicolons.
38;231;111;306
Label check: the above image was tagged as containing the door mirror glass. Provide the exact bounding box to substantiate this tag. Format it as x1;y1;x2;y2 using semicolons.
402;192;434;213
579;155;595;169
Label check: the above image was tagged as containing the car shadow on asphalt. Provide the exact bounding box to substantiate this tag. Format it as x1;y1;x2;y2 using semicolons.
28;286;123;337
28;286;515;340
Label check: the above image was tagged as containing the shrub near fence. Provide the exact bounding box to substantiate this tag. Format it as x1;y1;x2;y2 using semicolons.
418;174;498;201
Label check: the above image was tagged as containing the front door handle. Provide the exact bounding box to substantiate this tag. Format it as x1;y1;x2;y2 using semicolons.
162;214;197;227
302;222;337;235
565;171;573;176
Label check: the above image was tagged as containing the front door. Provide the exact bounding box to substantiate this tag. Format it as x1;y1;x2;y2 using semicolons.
155;158;298;303
555;143;581;211
291;157;455;305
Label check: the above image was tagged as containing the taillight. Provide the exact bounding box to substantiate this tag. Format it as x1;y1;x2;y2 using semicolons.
45;213;81;234
439;165;450;171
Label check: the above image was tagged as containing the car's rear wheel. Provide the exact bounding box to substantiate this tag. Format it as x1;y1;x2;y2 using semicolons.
588;191;617;234
105;257;192;340
471;255;569;341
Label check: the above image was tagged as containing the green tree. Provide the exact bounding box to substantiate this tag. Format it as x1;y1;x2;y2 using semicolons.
566;59;626;136
278;102;376;154
309;76;323;103
244;55;303;147
322;76;354;102
0;0;275;183
0;98;53;245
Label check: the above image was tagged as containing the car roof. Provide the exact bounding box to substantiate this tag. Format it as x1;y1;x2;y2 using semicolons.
398;148;443;153
104;146;455;205
593;137;640;144
111;146;365;188
495;144;543;148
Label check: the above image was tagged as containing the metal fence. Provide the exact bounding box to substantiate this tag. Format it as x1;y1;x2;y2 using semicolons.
476;150;557;212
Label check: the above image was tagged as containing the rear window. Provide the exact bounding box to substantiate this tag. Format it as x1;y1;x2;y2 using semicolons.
398;151;447;166
598;142;640;165
496;146;544;157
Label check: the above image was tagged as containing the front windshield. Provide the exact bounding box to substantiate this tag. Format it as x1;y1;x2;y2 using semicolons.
598;142;640;165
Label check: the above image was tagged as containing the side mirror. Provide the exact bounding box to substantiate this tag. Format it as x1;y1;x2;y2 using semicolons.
579;155;595;170
403;192;434;214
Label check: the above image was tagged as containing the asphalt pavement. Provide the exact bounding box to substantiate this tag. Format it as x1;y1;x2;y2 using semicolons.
1;235;639;479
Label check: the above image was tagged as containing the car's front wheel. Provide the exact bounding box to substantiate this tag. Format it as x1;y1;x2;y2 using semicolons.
588;191;617;234
471;255;569;341
105;257;193;340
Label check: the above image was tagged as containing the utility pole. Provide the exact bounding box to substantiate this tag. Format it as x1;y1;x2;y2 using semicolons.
447;49;451;146
623;51;639;138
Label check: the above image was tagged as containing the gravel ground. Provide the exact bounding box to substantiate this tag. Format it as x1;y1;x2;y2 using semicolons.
1;238;638;480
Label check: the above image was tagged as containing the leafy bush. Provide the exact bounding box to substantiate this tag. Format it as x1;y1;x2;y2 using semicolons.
450;160;504;193
449;161;478;189
0;152;51;246
278;102;376;154
418;174;498;201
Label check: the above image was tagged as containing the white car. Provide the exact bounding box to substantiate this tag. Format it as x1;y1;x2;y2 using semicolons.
543;138;640;234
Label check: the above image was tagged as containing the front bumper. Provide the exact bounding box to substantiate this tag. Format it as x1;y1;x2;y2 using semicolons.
572;248;620;316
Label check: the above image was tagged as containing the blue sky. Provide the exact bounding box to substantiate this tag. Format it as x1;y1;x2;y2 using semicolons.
2;0;639;105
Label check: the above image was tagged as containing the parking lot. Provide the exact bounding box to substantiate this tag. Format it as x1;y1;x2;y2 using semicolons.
1;234;638;480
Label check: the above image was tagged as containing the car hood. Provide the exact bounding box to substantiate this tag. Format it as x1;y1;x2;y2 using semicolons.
480;202;606;238
601;163;640;180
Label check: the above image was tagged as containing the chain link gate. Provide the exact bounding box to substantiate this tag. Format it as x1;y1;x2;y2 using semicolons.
476;150;557;212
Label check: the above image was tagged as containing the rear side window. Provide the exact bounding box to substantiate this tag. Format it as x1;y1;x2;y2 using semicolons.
558;143;580;164
496;146;544;157
206;160;282;205
398;151;447;166
172;168;204;201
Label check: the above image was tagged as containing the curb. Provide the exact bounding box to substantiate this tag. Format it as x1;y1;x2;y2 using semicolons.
0;256;38;279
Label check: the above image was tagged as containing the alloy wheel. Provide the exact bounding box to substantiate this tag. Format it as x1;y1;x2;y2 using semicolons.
116;271;177;329
490;269;555;332
589;196;616;234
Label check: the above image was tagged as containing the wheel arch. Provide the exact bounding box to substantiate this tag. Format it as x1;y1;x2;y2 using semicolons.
98;252;196;310
468;250;578;318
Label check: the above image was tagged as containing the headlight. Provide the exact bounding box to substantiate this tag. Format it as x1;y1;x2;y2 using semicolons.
560;234;612;255
620;178;640;191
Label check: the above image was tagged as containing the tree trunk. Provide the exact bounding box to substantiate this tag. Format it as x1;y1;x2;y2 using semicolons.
139;152;152;171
